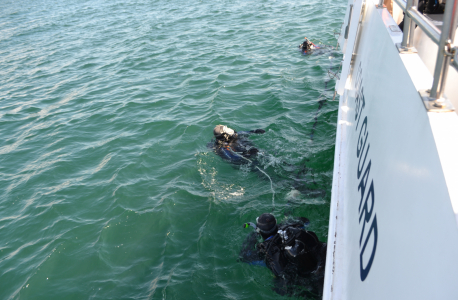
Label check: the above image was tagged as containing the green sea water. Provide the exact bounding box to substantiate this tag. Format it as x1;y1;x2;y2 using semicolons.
0;0;345;299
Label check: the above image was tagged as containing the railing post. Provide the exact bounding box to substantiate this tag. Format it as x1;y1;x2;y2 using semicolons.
407;0;418;47
429;0;458;104
398;0;419;53
401;0;414;47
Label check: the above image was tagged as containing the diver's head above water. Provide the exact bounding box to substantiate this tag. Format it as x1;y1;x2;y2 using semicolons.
214;125;237;142
256;213;278;240
300;37;316;52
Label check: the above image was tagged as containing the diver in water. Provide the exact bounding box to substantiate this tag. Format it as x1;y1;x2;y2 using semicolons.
209;125;326;202
298;37;335;56
299;37;316;53
209;125;265;165
239;213;327;297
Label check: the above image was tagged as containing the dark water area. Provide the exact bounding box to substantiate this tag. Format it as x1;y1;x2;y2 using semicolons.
0;0;345;298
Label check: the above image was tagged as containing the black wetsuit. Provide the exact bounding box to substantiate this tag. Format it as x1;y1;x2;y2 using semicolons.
239;219;327;297
208;130;264;165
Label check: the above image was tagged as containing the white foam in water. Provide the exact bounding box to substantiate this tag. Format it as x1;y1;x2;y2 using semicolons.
285;189;327;205
286;189;301;200
258;152;283;169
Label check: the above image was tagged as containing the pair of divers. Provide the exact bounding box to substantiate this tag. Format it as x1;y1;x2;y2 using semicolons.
208;125;327;297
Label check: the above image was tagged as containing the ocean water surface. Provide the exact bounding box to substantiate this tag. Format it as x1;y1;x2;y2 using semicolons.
0;0;345;298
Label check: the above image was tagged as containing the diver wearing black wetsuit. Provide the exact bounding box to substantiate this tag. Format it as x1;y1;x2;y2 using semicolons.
239;213;327;297
299;37;315;53
209;125;265;164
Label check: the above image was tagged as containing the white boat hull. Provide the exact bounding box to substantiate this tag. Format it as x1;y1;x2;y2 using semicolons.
325;0;458;298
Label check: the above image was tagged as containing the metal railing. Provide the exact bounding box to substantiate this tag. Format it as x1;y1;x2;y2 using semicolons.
454;50;458;69
380;0;458;110
390;0;441;45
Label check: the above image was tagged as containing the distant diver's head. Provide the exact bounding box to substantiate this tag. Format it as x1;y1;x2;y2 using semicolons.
256;213;277;239
213;125;236;141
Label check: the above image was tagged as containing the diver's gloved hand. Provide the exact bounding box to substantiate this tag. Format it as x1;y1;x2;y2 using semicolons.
251;129;265;134
248;148;259;156
299;217;310;226
222;126;235;136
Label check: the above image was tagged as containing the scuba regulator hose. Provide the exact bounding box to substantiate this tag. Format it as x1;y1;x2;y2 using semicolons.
226;147;275;208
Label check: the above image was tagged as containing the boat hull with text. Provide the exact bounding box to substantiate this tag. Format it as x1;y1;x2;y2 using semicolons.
324;0;458;298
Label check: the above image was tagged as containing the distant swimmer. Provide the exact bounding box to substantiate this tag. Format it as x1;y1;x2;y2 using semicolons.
208;125;265;165
298;37;333;55
239;213;327;297
299;37;317;53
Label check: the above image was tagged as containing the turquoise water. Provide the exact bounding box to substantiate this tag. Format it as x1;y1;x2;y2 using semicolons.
0;0;344;299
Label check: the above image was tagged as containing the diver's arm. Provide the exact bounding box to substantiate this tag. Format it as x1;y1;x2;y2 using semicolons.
236;129;266;136
239;231;265;265
305;37;317;47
